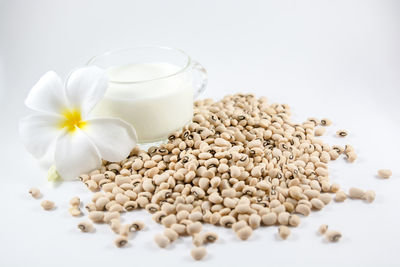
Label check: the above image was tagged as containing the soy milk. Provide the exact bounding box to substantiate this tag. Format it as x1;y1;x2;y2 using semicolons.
92;63;193;142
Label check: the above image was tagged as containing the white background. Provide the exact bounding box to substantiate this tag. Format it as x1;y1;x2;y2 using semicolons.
1;0;400;266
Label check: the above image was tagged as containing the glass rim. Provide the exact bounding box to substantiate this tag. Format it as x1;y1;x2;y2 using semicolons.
86;45;192;84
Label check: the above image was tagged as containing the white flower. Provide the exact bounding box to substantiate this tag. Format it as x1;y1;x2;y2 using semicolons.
19;66;138;180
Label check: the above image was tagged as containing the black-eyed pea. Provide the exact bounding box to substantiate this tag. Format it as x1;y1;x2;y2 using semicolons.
85;202;96;212
348;187;365;199
289;186;302;200
277;212;290;225
154;233;170;248
325;230;342;242
278;225;291;240
192;233;204;246
102;182;116;192
88;211;104;223
203;232;218;243
85;180;99;192
123;201;138;211
145;203;159;213
346;152;357;163
318;193;332;205
104;212;120;224
161;214;177;227
320;118;332;126
336;130;348;137
262;212;277;226
109;204;124;212
41;200;55;210
110;219;121;234
271;205;285;214
69;196;80;207
329;150;339;160
315;167;328;177
171;223;186;235
129;221;145;231
210;212;221;225
288;215;300;227
153;211;167;224
249;214;261;229
115;193;130;205
77;221;94;232
314;127;326;136
191;247;207;261
298;199;312;208
220;215;236;228
119;224;131;237
68;207;82;216
236;226;253;240
210;177;221;188
295;204;311;216
318;224;328;235
232;220;248;232
364;190;376;203
177;210;190;221
95;197;109;211
310;198;325;210
164;228;179;242
235;204;253;214
209;192;223;204
115;175;131;186
283;202;295;213
28;187;42;199
191;186;205;199
334;190;347;202
330;183;340;193
136;196;149;208
189;211;203;222
187;221;202;235
115;235;128;247
378;169;392;179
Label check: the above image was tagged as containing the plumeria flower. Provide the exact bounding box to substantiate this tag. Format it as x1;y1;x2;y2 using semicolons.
19;66;138;180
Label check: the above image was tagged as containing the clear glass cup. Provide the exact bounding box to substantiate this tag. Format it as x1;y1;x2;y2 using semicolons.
87;46;207;147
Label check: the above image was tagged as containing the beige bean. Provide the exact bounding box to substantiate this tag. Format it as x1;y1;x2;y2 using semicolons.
310;198;325;210
364;190;376;203
29;187;41;199
278;225;291;240
191;247;207;261
187;221;202;235
77;221;94;232
236;226;253;240
154;233;170;248
262;212;277;226
378;169;392;179
41;200;55;210
88;211;104;223
318;224;328;235
325;230;342;242
164;228;179;242
115;236;128;247
335;191;347;202
348;187;365;199
68;207;82;216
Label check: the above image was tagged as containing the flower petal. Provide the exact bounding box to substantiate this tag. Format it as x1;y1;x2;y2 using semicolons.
54;128;102;180
25;71;67;114
83;118;138;162
65;66;108;117
19;114;62;159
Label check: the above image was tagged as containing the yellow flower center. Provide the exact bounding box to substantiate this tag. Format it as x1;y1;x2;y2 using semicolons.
59;109;87;133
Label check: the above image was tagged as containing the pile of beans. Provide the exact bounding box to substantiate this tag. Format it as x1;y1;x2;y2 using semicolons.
69;94;387;260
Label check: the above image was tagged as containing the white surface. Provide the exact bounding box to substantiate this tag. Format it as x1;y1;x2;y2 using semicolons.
1;0;400;266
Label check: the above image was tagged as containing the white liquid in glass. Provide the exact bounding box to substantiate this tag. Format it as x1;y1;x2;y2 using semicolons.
92;63;193;143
